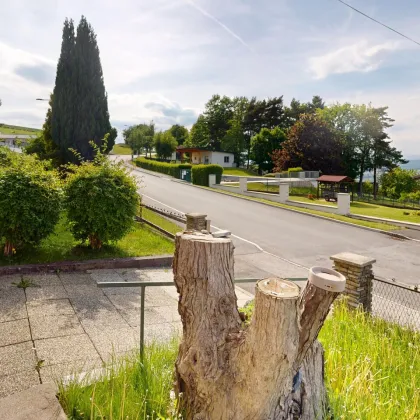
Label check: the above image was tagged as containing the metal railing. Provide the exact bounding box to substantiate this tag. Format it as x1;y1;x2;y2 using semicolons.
372;276;420;331
97;278;306;355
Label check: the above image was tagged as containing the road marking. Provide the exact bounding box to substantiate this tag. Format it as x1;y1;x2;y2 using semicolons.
142;194;308;270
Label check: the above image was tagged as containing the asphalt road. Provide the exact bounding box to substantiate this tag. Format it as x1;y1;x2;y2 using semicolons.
115;157;420;286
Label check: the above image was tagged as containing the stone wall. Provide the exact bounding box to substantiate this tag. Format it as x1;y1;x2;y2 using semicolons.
330;252;376;312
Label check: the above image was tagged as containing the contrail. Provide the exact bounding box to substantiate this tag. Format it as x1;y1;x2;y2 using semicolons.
186;0;253;52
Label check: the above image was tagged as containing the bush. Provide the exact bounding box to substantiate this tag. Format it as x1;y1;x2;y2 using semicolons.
65;159;140;249
362;181;374;195
0;157;62;256
135;157;191;178
399;190;420;202
192;164;223;186
288;167;303;174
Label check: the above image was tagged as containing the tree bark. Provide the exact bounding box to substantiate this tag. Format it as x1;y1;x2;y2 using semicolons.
173;232;341;420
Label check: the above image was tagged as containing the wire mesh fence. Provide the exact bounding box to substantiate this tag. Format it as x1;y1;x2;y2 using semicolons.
353;194;420;210
372;277;420;331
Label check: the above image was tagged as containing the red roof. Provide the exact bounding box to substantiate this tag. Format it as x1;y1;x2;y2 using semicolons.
316;175;353;183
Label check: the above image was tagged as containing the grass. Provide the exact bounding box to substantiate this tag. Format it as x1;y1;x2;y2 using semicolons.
112;143;132;155
223;167;258;177
0;213;174;266
223;182;420;225
0;123;41;136
319;302;420;419
59;302;419;420
141;208;183;235
59;340;179;420
205;186;399;231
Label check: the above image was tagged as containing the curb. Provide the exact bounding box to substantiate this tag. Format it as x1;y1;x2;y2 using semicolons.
0;255;173;277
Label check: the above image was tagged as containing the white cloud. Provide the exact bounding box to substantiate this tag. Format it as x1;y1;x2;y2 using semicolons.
309;40;399;79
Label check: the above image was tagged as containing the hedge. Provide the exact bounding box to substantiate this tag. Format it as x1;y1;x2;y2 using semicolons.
288;167;303;174
135;158;191;178
192;164;223;187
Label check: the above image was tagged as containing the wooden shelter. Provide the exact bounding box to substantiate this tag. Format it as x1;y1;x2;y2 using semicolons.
317;175;354;201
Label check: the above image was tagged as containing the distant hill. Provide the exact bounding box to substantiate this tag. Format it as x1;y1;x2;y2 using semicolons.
0;123;41;136
401;160;420;171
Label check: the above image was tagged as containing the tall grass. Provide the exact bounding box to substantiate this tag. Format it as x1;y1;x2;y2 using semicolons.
319;302;419;419
59;340;179;420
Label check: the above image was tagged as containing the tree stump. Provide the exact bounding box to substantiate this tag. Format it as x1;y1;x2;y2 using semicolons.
173;231;343;420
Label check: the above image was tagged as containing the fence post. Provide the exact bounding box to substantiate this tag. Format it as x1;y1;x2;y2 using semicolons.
209;174;216;186
185;213;207;231
279;183;289;203
330;252;376;312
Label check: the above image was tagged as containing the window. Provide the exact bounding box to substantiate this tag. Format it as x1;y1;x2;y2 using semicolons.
224;156;230;163
204;156;209;164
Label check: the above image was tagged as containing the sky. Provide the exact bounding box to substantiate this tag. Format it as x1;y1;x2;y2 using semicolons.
1;0;420;157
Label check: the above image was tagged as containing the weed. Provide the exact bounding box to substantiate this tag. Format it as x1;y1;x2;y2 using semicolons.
12;277;39;289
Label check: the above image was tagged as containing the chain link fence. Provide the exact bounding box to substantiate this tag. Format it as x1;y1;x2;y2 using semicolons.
372;277;420;331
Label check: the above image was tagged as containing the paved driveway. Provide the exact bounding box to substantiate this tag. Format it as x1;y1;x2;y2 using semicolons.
0;269;251;399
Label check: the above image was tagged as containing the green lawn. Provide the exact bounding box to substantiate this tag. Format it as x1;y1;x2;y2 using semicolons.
0;124;41;136
112;143;132;155
223;167;258;177
351;201;420;223
319;302;419;419
60;301;419;420
141;208;183;235
0;213;174;266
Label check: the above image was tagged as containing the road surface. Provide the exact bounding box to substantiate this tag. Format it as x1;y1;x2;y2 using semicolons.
115;157;420;286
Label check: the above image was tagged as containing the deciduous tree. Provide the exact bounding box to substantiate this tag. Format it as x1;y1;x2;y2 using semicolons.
155;131;177;160
169;124;189;146
251;127;286;173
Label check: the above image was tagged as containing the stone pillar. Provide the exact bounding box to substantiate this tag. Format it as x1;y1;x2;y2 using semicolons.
337;193;350;215
279;183;289;203
186;213;207;231
209;174;216;186
330;252;376;312
239;177;247;193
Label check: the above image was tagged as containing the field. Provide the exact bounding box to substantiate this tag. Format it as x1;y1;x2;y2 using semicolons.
0;212;174;266
0;123;41;136
112;143;132;155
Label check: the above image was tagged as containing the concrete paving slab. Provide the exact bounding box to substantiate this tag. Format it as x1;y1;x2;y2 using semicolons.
40;358;103;385
88;269;122;284
87;327;139;359
80;313;130;330
70;296;115;314
154;305;181;323
23;273;61;287
0;382;66;419
106;294;140;311
63;283;105;298
145;288;178;307
0;342;37;377
141;322;181;343
103;286;142;295
0;370;40;400
26;299;75;318
142;269;174;282
35;334;100;366
58;272;95;285
0;275;22;289
0;300;26;323
114;268;145;282
0;287;25;302
118;307;167;328
25;285;68;302
0;319;31;347
30;314;84;340
161;285;179;300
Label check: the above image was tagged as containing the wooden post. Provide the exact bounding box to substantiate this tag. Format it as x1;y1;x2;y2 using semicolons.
173;231;344;420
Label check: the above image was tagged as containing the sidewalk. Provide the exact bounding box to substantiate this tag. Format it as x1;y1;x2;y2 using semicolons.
0;268;252;399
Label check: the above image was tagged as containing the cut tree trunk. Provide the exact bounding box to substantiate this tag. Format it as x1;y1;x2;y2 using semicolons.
173;231;342;420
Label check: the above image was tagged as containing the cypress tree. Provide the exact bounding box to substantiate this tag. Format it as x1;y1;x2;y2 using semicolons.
72;16;114;160
51;18;75;162
51;16;115;162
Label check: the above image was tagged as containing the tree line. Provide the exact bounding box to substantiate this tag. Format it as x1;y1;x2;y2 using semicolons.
131;94;405;195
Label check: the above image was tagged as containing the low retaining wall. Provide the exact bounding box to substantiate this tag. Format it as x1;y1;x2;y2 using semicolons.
286;199;338;214
0;255;173;276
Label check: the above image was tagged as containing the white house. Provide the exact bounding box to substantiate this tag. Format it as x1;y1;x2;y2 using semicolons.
174;147;235;168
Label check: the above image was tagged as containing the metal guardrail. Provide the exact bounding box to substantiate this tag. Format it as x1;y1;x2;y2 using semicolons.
97;278;307;355
372;276;420;331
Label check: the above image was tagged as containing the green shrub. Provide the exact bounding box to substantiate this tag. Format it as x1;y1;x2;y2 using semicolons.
288;166;303;174
399;190;420;202
192;164;223;186
135;157;191;178
362;181;374;195
263;173;276;178
65;158;140;249
0;157;62;256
